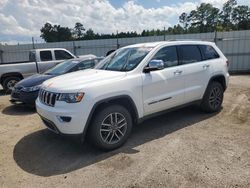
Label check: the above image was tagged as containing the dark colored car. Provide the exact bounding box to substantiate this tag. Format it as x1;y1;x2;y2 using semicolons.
10;55;103;106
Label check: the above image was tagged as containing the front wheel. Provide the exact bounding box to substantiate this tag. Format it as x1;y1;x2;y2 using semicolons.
88;105;133;151
200;81;224;113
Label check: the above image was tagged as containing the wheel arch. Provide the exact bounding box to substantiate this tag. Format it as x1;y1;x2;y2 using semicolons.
0;72;24;84
82;95;139;141
207;74;226;91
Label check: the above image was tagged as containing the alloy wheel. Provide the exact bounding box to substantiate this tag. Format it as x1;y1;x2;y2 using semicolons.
209;86;222;110
99;112;127;145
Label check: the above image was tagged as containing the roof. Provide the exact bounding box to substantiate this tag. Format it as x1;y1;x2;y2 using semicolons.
123;40;215;49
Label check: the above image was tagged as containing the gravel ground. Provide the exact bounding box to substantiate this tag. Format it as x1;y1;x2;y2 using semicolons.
0;75;250;188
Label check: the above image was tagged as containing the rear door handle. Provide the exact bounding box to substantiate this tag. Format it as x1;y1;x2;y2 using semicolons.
174;70;183;75
203;64;210;69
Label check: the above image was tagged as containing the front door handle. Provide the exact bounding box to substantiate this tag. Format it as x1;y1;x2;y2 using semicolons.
174;70;183;75
203;64;210;69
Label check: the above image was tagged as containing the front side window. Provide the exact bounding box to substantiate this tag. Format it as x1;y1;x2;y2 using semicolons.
77;60;95;70
96;47;152;72
55;50;73;60
178;45;202;64
199;45;220;60
40;51;52;61
151;46;178;68
44;59;80;75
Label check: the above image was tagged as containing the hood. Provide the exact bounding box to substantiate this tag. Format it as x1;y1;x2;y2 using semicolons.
16;74;55;87
42;69;126;92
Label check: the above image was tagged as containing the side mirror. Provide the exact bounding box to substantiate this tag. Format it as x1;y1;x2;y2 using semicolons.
144;60;164;73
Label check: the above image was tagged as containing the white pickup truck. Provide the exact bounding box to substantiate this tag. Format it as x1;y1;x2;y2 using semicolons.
0;48;78;91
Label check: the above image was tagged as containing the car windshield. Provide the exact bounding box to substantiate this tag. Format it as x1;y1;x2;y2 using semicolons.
96;47;152;71
44;59;80;75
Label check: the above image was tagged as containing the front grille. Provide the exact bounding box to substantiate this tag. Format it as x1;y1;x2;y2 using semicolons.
39;89;59;107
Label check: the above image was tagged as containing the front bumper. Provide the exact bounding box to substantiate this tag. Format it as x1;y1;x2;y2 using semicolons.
36;98;92;135
10;90;39;105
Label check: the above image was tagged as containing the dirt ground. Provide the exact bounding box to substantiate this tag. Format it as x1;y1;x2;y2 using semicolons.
0;75;249;188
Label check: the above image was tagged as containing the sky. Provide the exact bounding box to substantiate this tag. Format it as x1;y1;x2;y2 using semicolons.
0;0;250;44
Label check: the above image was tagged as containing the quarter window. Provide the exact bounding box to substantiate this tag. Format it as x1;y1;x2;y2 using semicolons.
178;45;202;64
152;46;178;68
40;51;52;61
55;50;73;60
199;45;220;60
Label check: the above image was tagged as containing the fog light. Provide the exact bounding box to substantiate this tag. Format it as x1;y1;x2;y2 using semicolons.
57;116;71;123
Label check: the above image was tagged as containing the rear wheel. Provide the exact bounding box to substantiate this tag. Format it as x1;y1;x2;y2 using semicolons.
88;105;133;151
2;77;21;91
200;81;224;113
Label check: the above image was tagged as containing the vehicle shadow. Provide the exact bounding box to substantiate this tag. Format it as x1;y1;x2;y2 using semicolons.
2;105;36;116
13;105;219;177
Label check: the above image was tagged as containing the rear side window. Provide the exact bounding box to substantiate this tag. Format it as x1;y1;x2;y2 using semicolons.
55;50;73;60
40;51;52;61
199;45;220;60
29;51;36;62
152;46;178;68
178;45;202;64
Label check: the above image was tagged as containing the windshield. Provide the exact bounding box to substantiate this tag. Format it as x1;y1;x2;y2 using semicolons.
96;47;152;71
45;59;80;75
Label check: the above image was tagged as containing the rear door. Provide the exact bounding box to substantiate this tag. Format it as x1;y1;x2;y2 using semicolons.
37;50;54;73
142;46;185;116
177;45;214;103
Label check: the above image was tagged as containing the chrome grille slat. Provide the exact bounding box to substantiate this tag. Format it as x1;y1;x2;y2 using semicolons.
39;89;57;107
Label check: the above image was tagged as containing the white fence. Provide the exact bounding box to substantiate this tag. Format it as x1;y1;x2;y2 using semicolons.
1;30;250;72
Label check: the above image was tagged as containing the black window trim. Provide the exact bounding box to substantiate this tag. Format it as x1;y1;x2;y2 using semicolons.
143;43;221;72
198;45;220;61
177;44;203;65
40;50;53;61
146;45;179;71
54;50;74;60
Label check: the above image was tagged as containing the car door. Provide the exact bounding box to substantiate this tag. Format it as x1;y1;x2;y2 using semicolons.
37;50;54;73
177;45;213;103
54;50;74;66
142;46;185;116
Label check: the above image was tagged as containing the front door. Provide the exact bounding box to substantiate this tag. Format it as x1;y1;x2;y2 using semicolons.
142;46;185;116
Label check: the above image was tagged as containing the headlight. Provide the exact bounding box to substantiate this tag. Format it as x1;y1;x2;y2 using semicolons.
57;92;84;103
22;85;41;92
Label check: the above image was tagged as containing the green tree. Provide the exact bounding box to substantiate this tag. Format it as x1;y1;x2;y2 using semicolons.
179;12;189;31
220;0;237;30
73;22;85;39
232;5;250;30
40;22;72;42
84;28;95;39
188;3;220;33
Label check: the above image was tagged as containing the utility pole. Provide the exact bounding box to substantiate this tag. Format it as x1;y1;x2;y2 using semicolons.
32;37;39;73
32;37;35;49
0;43;3;63
116;30;120;49
73;40;76;55
164;27;166;41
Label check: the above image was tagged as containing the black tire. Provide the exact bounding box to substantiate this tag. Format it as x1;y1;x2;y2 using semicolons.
2;77;21;91
88;105;133;151
200;81;224;113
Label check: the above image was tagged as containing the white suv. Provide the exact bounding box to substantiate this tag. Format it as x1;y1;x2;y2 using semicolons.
36;41;229;150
